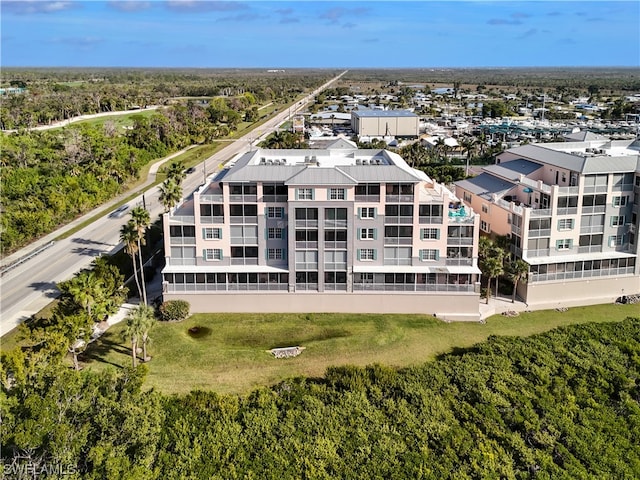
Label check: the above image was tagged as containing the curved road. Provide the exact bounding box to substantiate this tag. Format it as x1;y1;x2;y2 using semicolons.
0;71;347;336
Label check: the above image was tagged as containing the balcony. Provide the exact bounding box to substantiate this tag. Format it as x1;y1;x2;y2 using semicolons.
324;262;347;270
295;262;318;270
295;283;318;291
583;185;608;194
582;205;606;214
200;194;223;202
201;216;224;224
580;225;604;234
385;194;414;203
355;195;381;202
229;194;258;203
529;209;552;217
577;245;602;253
558;186;579;195
230;258;259;265
324;284;348;292
324;241;347;249
165;257;196;266
447;237;474;246
383;258;412;266
230;216;258;224
419;216;443;224
557;207;578;216
169;215;195;224
445;257;473;266
295;219;318;228
519;176;552;194
169;237;196;245
295;241;318;249
324;220;348;228
383;237;413;245
528;229;551;238
384;216;414;225
526;248;550;257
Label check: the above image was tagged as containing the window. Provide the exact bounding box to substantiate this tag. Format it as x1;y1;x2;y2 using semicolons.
556;239;572;250
329;188;346;200
359;248;376;261
421;228;440;240
480;220;490;232
230;246;259;258
200;204;224;218
463;192;472;203
360;228;376;240
419;249;439;261
355;184;380;197
267;206;284;218
359;207;376;219
611;216;625;226
609;235;625;247
324;271;347;284
612;196;628;207
418;204;443;219
557;219;574;231
204;249;222;261
267;227;283;239
230;204;258;217
295;230;318;242
557;196;578;208
203;227;222;240
636;176;640;187
170;225;196;238
481;204;489;214
385;204;413;217
230;225;258;244
384;226;413;239
325;229;347;242
267;248;285;260
325;208;347;221
296;188;314;200
295;208;318;220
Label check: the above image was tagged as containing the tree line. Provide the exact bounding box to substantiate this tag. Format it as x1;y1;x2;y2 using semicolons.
2;317;638;478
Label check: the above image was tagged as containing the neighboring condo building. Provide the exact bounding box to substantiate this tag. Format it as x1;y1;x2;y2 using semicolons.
162;140;481;320
455;137;640;308
351;110;419;138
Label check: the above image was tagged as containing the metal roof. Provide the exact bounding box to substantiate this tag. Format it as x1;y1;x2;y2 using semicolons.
455;173;517;198
222;165;306;182
352;109;418;118
340;165;423;182
581;155;639;174
503;144;586;171
285;167;358;185
483;159;543;181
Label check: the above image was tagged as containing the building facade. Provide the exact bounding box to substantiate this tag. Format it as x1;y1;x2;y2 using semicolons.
455;139;640;308
162;142;481;320
351;110;419;138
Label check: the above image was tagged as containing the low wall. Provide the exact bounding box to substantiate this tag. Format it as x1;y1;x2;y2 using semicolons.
524;275;640;309
163;292;482;322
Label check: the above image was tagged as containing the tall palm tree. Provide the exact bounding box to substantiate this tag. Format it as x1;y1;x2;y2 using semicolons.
482;257;504;304
120;220;143;301
63;271;104;322
507;259;529;304
130;207;151;305
123;306;147;368
159;178;182;213
137;304;156;362
165;160;186;185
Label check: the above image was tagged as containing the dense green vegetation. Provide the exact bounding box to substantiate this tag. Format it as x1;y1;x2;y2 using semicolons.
2;318;638;478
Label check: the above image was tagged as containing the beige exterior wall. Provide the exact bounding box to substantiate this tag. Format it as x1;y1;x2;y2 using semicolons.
523;274;640;308
356;116;419;137
164;291;482;321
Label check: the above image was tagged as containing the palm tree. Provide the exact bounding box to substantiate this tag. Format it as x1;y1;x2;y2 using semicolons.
123;306;147;367
130;207;151;305
165;160;186;185
460;136;476;177
137;304;156;362
434;137;446;161
120;220;143;301
159;178;182;213
507;259;529;304
63;271;104;322
482;257;504;304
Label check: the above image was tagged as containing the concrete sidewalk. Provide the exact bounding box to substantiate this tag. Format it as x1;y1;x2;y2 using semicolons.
479;295;531;321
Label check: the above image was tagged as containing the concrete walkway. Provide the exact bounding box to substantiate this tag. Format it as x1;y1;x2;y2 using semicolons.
479;295;531;321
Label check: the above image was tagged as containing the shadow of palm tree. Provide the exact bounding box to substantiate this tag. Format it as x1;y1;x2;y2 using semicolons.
82;337;130;368
28;281;60;298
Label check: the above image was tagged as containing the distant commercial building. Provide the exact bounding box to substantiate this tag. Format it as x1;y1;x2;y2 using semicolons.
455;139;640;308
351;110;419;138
162;142;482;320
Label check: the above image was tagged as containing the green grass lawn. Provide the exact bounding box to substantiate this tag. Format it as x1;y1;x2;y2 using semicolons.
81;303;639;396
70;109;157;131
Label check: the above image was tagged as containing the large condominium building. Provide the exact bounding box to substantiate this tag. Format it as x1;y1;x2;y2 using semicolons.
162;140;481;321
455;137;640;308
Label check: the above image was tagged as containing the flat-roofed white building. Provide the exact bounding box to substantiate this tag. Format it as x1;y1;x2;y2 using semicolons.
162;142;481;320
351;110;419;138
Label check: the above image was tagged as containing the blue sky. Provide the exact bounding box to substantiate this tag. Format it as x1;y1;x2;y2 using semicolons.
1;1;639;68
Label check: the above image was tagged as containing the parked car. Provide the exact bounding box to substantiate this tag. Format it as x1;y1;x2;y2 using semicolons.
109;204;130;218
185;166;196;174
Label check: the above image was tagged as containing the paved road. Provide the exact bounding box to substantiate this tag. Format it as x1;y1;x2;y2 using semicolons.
0;71;347;336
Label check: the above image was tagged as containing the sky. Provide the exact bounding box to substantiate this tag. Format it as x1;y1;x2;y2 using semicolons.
1;1;639;68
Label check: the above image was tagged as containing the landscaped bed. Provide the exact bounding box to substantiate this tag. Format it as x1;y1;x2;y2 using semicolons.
81;303;638;395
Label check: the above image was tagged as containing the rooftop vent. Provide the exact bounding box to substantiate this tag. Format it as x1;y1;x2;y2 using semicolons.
356;159;362;165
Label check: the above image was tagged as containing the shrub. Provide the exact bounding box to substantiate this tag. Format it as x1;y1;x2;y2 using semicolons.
159;300;190;322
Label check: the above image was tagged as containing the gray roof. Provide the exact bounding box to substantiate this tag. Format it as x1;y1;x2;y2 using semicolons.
455;173;517;199
326;138;358;149
286;167;357;185
563;130;607;142
222;165;306;182
352;109;418;118
581;155;639;174
483;159;543;180
502;144;586;171
340;165;422;182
